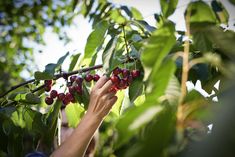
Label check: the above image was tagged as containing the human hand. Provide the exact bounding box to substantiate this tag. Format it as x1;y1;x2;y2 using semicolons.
86;76;117;120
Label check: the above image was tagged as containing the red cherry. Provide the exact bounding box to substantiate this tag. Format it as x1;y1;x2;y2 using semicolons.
127;75;133;84
93;74;100;81
131;70;140;78
45;97;53;105
122;69;130;78
70;75;77;83
118;79;128;89
74;85;82;95
113;67;122;75
44;85;51;92
68;86;75;93
110;75;120;84
66;93;74;101
58;93;65;100
50;90;58;99
85;74;93;82
75;76;83;84
63;98;70;105
44;80;52;86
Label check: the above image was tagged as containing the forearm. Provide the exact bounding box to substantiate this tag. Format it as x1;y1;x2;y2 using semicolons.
51;113;102;157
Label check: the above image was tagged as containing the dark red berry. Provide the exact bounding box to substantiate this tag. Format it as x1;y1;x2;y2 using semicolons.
45;97;53;105
93;74;100;81
66;92;74;102
75;76;83;84
68;86;75;93
44;85;51;92
127;75;133;84
63;98;70;105
74;85;82;95
85;74;93;82
70;75;77;83
118;79;127;89
50;90;58;99
44;80;52;86
122;69;130;78
110;75;120;84
58;93;65;100
131;69;140;78
113;67;122;75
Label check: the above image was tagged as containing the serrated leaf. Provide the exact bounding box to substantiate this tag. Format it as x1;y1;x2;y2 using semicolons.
25;93;41;104
34;71;54;80
84;21;109;59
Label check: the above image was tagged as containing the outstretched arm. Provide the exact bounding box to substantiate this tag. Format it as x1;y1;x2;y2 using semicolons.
51;76;117;157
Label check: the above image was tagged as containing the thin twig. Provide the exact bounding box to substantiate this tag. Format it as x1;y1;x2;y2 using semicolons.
179;9;191;105
0;64;103;98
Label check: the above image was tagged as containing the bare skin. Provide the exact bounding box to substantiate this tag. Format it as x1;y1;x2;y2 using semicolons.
51;76;117;157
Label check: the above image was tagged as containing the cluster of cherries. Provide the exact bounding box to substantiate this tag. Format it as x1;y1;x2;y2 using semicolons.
44;67;140;105
109;67;140;92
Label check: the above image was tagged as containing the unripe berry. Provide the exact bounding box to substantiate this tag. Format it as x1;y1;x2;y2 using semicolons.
50;90;58;99
45;97;53;105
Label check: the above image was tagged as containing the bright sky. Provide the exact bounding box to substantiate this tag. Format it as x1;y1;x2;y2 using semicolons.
23;0;234;95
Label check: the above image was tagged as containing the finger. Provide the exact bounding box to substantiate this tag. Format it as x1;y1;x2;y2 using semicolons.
105;92;116;99
93;75;109;89
100;80;113;94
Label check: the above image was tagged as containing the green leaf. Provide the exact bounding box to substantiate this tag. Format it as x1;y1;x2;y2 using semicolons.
84;21;109;59
69;53;81;71
192;30;213;52
129;75;144;103
130;7;143;20
25;93;41;104
141;21;176;68
110;9;127;24
187;1;217;24
164;76;181;105
111;90;125;117
123;102;175;157
211;0;229;24
65;103;84;128
34;52;69;80
229;0;235;5
114;104;163;149
160;0;178;18
34;71;54;80
147;59;176;101
102;37;118;74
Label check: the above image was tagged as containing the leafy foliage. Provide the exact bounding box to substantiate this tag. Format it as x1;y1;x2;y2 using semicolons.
1;0;235;157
